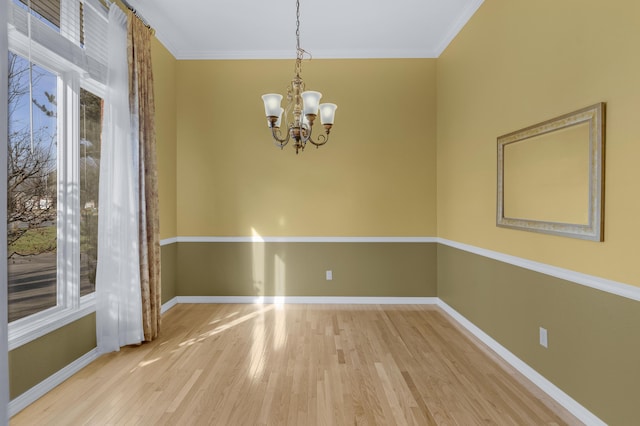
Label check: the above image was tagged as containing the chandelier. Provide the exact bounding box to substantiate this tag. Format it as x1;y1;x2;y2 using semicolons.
261;0;337;154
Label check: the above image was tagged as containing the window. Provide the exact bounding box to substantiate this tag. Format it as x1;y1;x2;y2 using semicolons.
79;88;101;296
7;52;59;322
7;0;109;348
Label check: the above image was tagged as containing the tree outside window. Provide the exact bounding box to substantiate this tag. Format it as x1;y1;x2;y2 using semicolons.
7;51;102;322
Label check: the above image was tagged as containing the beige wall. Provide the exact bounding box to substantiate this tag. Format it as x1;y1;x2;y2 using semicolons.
152;37;178;241
153;37;178;301
176;59;437;237
437;0;640;286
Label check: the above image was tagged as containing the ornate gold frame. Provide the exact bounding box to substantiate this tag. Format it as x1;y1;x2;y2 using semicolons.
497;103;605;241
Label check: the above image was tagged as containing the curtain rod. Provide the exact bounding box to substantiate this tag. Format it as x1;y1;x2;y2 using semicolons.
117;0;154;32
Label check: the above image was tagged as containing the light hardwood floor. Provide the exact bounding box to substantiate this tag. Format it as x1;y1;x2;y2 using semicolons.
12;304;581;425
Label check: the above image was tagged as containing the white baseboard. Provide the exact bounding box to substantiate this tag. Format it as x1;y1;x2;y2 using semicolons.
436;300;605;426
161;297;178;314
175;296;439;305
9;348;99;417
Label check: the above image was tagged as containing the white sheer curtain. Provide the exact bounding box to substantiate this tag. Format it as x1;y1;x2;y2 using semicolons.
1;0;11;420
95;6;143;354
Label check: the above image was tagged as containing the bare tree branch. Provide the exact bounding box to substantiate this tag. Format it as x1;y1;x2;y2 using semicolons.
7;52;57;255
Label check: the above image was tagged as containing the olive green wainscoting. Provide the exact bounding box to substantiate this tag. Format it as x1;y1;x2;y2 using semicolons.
174;242;438;298
161;242;177;303
9;314;96;400
437;244;640;425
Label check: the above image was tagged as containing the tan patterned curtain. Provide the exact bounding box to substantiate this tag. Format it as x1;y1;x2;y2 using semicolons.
127;11;161;341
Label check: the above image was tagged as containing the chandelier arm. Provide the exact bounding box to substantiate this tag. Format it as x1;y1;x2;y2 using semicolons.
271;126;290;146
308;132;329;147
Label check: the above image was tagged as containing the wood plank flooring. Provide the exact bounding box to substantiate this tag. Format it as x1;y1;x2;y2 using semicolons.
11;304;582;425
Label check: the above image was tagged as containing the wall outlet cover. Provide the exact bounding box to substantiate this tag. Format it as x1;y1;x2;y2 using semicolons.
539;327;548;348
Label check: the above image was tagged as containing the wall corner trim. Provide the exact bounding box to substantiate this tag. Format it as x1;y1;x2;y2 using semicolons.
9;348;99;418
438;238;640;302
436;300;606;426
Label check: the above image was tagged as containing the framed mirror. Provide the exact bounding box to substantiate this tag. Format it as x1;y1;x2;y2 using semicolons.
497;103;605;241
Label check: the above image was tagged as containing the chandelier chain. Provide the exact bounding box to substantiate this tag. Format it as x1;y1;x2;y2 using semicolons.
294;0;310;77
296;0;301;53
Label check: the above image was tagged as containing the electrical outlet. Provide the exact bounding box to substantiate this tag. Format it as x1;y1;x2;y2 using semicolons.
539;327;548;348
326;270;333;281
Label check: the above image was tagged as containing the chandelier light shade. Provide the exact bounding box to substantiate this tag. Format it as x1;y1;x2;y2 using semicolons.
319;103;337;125
261;0;337;154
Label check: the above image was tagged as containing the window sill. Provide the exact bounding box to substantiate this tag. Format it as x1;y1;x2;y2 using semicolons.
8;295;96;351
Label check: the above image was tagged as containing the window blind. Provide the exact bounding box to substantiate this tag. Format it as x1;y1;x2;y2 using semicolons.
18;0;62;30
7;0;110;84
83;0;109;83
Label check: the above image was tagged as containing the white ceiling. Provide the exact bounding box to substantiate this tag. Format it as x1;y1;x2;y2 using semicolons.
126;0;485;60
